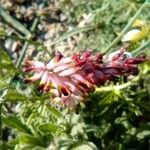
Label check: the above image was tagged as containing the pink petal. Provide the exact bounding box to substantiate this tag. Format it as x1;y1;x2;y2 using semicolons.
43;77;51;92
46;58;57;70
24;72;43;83
26;60;45;69
53;63;73;73
59;86;70;96
40;71;49;85
59;68;78;76
49;74;66;89
71;74;92;88
56;57;72;66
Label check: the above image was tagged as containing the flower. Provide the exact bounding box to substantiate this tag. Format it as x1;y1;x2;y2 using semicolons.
23;48;146;107
121;20;149;42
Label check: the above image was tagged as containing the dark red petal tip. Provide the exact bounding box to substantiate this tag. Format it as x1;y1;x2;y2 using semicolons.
23;78;33;84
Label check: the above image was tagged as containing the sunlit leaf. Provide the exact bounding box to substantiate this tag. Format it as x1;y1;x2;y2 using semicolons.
0;48;15;70
19;134;45;147
137;130;150;140
32;146;46;150
38;123;61;133
68;142;98;150
46;105;63;119
5;88;27;102
7;137;19;146
0;76;7;88
2;116;31;134
0;26;6;37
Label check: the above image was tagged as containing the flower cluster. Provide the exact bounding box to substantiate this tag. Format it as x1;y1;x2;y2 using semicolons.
23;48;145;107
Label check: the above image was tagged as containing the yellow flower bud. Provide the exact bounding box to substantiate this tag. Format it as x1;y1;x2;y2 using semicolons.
122;20;149;42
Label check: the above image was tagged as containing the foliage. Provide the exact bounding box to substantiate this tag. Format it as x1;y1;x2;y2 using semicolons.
0;0;150;150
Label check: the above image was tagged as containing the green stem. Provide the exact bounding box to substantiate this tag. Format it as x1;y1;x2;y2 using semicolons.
0;102;2;148
0;89;8;147
0;1;46;142
15;17;39;68
30;18;39;33
0;6;31;38
95;76;139;92
104;1;149;53
15;41;29;68
48;26;95;47
131;39;150;56
2;26;95;57
26;101;43;126
15;1;47;68
26;113;35;126
2;34;48;53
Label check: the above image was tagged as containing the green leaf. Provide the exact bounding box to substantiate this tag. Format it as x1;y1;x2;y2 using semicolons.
19;145;36;150
19;134;45;147
46;105;63;119
139;61;150;74
0;48;16;80
0;48;15;69
137;130;150;140
38;123;60;133
7;137;19;146
0;76;7;88
5;88;27;102
1;142;13;150
66;142;98;150
2;115;31;134
32;146;46;150
0;26;6;37
71;145;95;150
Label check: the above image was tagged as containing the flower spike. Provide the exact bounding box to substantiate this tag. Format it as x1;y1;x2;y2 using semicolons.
23;48;146;107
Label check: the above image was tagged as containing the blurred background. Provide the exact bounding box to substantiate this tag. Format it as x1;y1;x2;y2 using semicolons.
0;0;150;150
